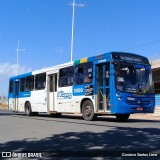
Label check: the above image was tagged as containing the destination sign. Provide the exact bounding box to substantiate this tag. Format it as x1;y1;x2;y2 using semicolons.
112;52;149;64
120;55;142;62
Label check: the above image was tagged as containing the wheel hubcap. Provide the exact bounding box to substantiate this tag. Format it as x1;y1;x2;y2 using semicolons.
85;106;92;116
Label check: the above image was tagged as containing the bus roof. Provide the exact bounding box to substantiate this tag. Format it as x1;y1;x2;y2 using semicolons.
10;51;149;80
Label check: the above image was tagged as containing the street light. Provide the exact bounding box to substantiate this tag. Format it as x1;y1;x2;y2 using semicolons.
16;40;27;75
70;0;85;62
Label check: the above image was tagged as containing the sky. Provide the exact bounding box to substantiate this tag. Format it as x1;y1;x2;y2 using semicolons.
0;0;160;94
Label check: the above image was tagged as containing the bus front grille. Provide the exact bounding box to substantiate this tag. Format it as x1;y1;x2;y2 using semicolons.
126;97;151;106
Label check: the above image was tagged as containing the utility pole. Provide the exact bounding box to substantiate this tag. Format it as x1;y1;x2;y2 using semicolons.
16;40;20;76
70;0;85;62
16;40;27;75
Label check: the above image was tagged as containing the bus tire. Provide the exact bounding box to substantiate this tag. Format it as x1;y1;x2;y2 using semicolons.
115;114;130;122
33;112;38;116
50;113;62;118
25;102;32;116
82;100;96;121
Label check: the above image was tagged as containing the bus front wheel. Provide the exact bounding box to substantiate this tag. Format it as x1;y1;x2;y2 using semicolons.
115;114;130;122
25;102;32;116
82;100;96;121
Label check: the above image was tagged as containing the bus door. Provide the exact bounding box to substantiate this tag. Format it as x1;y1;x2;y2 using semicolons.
48;73;57;111
96;63;110;112
13;80;20;112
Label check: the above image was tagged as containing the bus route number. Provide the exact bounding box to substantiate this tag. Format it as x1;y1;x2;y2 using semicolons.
74;88;83;94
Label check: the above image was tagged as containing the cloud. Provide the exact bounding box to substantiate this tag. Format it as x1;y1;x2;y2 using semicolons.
0;63;33;93
0;63;32;76
54;47;64;54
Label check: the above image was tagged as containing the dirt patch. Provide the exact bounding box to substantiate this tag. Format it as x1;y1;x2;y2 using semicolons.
0;104;8;110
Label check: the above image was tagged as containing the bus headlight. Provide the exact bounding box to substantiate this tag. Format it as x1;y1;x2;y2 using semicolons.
116;93;122;101
116;93;120;97
118;97;122;101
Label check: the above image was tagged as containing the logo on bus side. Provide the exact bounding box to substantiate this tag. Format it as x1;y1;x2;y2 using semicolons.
57;91;72;99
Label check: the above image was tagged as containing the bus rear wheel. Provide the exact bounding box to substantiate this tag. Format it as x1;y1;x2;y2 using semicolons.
82;100;96;121
25;102;32;116
115;114;130;122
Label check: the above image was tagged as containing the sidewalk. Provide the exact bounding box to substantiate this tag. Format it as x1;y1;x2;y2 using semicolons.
130;113;160;120
68;113;160;120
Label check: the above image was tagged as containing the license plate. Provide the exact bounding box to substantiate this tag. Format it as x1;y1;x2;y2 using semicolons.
137;107;143;111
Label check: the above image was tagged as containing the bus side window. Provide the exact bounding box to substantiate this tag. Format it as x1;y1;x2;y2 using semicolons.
106;63;110;86
75;65;84;84
74;62;93;85
59;66;74;87
26;76;34;91
9;80;13;93
20;78;26;92
35;73;46;90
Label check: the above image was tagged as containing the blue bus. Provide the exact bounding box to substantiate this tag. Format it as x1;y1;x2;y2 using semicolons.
8;52;155;121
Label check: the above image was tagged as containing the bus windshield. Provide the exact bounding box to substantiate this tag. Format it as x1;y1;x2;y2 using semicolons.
114;62;154;94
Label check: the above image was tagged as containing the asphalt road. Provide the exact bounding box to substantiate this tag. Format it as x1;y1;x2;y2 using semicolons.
0;109;160;160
